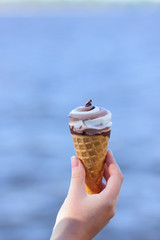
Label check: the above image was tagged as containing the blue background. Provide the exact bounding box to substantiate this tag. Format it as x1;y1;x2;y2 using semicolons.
0;3;160;240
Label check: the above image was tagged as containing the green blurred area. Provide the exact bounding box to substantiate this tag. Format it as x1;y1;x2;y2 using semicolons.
0;0;160;3
0;0;160;18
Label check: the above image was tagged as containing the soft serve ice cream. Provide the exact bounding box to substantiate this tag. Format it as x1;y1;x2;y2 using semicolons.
69;100;112;194
69;99;112;136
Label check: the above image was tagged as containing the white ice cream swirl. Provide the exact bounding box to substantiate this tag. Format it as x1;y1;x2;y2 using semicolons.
69;101;112;136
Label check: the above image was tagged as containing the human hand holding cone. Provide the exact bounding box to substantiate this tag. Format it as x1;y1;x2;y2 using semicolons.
69;100;112;194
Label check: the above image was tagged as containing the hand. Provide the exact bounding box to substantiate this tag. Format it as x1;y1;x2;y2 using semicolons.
51;150;123;240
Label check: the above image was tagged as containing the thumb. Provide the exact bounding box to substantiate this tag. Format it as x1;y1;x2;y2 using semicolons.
68;156;86;196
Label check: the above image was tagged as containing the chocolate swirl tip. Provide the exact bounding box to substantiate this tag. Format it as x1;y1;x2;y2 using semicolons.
85;99;92;107
85;99;95;111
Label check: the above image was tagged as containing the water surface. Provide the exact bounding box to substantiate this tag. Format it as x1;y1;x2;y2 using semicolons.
0;4;160;240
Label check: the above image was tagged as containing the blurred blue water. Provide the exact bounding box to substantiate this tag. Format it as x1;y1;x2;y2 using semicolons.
0;4;160;240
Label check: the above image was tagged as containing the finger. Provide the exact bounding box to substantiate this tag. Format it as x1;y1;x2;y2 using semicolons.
101;150;124;200
103;162;110;182
68;156;86;197
101;182;106;191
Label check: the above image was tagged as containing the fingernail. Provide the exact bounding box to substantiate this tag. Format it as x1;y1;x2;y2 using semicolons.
71;156;79;168
108;149;112;155
107;149;116;164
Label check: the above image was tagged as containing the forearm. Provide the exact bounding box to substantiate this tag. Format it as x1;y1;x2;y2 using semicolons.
51;218;89;240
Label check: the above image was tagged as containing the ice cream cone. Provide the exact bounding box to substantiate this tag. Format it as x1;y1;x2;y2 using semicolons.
72;134;109;194
69;100;112;194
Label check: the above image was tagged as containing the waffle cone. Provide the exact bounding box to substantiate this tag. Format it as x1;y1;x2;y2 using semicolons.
72;134;109;194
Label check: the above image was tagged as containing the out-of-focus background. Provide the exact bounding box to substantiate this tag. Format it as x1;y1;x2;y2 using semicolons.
0;1;160;240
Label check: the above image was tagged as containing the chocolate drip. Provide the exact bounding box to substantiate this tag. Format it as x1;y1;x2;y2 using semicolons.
70;127;111;138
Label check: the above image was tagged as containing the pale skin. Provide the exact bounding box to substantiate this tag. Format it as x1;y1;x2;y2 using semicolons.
51;150;124;240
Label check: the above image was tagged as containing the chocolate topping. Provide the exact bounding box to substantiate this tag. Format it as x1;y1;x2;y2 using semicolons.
70;127;111;137
85;99;92;107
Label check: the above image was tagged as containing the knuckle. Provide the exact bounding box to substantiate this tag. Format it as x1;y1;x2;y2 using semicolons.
106;200;114;211
105;201;116;219
120;173;124;182
110;208;116;218
117;171;124;183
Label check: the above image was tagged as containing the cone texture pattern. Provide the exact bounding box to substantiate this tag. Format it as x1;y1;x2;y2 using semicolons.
72;134;109;194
